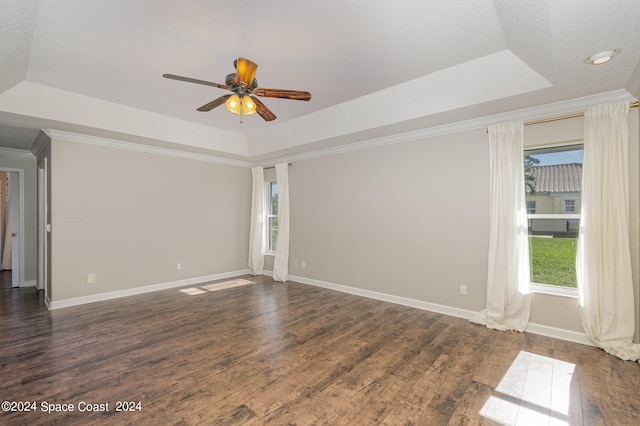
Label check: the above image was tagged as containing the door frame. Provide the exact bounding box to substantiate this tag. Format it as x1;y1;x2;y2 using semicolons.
0;167;25;288
37;158;48;297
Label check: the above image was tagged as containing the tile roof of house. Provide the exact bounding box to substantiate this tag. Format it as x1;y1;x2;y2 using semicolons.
529;163;582;193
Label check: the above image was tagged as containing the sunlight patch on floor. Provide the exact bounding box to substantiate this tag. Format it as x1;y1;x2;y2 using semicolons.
179;287;207;295
180;279;255;295
201;279;254;292
480;351;576;425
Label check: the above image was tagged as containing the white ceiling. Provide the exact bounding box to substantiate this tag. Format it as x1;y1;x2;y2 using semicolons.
0;0;639;161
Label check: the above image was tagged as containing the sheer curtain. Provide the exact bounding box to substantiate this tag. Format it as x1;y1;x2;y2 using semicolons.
2;204;12;270
472;121;531;332
248;166;265;275
272;162;290;282
577;101;640;361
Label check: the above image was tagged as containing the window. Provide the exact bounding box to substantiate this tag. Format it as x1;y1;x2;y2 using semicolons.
526;201;536;214
524;144;583;294
266;181;278;253
564;199;575;213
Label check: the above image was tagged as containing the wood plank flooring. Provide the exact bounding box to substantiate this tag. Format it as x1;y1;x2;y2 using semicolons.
1;275;639;425
0;270;12;290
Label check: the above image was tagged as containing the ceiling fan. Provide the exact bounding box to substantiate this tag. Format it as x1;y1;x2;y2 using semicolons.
163;57;311;122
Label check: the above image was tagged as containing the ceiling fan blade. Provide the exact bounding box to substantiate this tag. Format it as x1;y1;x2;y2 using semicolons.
197;94;231;112
235;58;258;89
163;74;230;90
254;88;311;101
250;96;276;121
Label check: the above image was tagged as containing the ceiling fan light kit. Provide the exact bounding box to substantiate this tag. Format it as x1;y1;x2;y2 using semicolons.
163;57;311;122
225;94;257;116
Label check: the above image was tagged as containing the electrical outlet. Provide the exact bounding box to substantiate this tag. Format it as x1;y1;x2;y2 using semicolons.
87;274;96;284
460;284;467;295
176;263;182;271
301;261;306;268
294;260;298;267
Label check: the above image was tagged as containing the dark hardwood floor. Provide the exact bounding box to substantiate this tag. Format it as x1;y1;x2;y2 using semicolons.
0;269;12;290
1;275;639;425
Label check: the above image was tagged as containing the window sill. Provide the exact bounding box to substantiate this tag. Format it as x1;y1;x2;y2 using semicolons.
530;282;578;299
264;252;275;257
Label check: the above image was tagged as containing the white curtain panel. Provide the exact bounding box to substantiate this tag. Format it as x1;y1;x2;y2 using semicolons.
577;101;640;361
1;204;12;270
273;162;290;282
472;121;531;332
248;166;265;275
1;174;11;270
0;172;6;270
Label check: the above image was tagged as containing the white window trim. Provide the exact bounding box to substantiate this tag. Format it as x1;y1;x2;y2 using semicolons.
528;213;580;220
525;142;583;298
530;282;577;298
265;180;277;255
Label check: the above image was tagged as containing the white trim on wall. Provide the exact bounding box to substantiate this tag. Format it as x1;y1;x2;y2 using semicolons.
0;147;34;158
43;130;253;168
525;323;593;347
48;269;250;310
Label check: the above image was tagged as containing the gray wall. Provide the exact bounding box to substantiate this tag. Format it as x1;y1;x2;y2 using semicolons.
47;137;251;302
289;128;490;312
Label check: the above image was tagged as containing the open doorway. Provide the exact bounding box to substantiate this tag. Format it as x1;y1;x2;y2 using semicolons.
0;170;22;289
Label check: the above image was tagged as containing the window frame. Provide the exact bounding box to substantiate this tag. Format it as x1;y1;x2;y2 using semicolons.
525;143;583;298
265;180;278;254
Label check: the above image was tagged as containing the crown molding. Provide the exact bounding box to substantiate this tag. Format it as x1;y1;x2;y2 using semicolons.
0;147;34;158
40;90;637;169
261;89;637;165
484;89;636;125
43;130;253;168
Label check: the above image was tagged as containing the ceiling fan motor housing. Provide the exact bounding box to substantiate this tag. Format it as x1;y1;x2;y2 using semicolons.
225;73;258;92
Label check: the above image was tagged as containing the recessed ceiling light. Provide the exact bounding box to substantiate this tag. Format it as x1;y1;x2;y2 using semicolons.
584;49;620;65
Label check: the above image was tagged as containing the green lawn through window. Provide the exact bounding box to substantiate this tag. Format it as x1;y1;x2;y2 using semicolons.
529;237;577;287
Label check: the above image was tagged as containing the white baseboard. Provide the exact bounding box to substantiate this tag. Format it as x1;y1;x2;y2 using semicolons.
289;274;594;347
45;295;52;310
21;280;37;288
289;275;477;321
48;269;250;310
525;322;594;347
